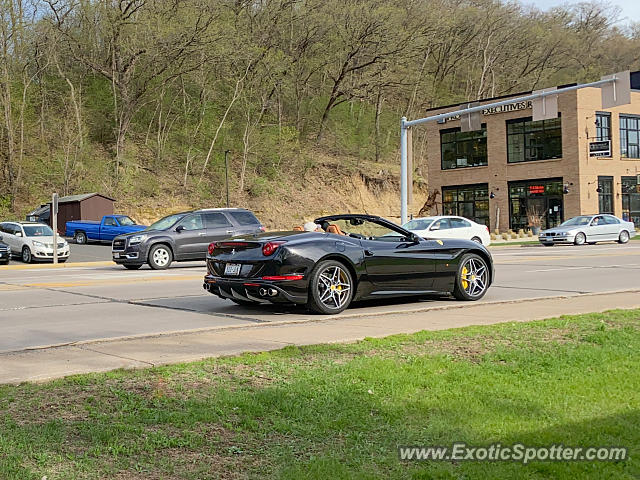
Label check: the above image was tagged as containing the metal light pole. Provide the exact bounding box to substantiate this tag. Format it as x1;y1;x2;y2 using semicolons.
224;150;230;208
52;193;59;265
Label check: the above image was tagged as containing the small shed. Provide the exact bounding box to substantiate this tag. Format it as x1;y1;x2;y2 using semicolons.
48;193;116;234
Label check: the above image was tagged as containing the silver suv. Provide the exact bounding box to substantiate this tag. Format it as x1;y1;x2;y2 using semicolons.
0;221;70;263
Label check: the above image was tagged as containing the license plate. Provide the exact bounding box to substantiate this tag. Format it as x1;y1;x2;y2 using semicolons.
224;263;241;276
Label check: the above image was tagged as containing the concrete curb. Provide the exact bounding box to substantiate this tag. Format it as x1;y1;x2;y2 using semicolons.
5;288;640;356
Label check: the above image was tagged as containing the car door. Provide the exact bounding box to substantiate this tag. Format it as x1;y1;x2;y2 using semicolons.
587;215;608;242
602;215;622;240
361;237;437;291
173;213;207;259
0;223;14;253
101;217;120;242
428;218;453;239
449;218;473;240
2;223;19;253
203;212;236;247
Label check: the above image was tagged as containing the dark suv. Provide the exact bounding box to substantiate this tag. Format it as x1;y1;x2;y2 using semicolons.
112;208;264;270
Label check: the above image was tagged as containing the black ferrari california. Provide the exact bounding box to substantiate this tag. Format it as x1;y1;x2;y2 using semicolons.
203;214;493;314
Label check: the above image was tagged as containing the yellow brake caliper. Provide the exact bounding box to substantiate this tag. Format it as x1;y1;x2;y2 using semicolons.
461;266;469;290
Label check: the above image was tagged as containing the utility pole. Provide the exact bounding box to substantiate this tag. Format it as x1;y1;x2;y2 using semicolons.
224;150;230;208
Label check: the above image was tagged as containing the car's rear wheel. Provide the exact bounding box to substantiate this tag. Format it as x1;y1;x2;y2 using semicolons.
618;230;630;244
307;259;354;314
471;236;482;244
74;231;87;244
574;232;586;246
22;246;32;264
124;264;142;270
148;244;173;270
453;253;489;301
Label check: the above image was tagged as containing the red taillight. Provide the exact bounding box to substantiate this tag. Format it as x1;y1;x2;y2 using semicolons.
262;241;285;256
261;275;303;281
208;242;218;255
485;225;489;232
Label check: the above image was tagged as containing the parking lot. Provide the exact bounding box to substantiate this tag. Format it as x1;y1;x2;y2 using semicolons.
1;242;639;355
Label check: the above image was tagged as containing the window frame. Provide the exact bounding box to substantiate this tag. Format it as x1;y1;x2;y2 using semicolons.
619;114;640;159
595;112;611;142
506;116;563;164
441;184;490;227
440;125;488;170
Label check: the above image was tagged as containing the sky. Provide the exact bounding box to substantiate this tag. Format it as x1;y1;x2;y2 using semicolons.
525;0;640;24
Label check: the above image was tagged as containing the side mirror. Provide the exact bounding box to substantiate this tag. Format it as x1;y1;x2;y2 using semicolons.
175;225;185;233
410;233;420;243
15;231;23;237
430;225;439;231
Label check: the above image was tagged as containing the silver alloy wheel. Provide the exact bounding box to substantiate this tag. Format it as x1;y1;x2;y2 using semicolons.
152;247;170;267
471;236;482;244
75;232;86;244
619;230;630;243
574;232;586;245
460;257;488;298
22;247;31;263
316;265;351;310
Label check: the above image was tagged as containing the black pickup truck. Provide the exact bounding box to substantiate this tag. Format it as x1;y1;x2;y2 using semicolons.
112;208;264;269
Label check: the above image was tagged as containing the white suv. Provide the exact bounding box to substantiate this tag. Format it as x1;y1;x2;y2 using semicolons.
0;221;70;263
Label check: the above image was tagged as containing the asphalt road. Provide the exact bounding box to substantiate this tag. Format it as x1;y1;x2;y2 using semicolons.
1;242;639;354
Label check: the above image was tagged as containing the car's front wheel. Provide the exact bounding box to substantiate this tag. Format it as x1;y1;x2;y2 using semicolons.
574;232;586;246
453;253;490;301
618;230;630;244
22;246;32;263
148;244;173;270
307;259;354;314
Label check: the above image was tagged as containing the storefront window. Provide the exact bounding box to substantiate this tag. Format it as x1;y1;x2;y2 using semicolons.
622;176;640;226
508;179;563;231
620;115;640;158
440;126;487;170
596;113;611;141
441;184;489;226
507;117;562;163
598;176;613;214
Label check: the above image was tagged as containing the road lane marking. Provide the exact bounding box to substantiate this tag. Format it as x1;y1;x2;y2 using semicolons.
527;266;594;272
17;274;203;288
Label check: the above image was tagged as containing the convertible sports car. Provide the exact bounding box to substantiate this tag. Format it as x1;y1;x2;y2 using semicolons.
203;214;494;314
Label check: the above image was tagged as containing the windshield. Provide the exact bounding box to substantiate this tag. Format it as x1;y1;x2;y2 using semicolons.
24;225;54;237
321;218;410;241
117;216;136;226
561;216;593;227
403;218;435;231
146;214;184;231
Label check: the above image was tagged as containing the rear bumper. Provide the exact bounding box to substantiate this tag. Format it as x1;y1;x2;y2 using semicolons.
203;274;307;304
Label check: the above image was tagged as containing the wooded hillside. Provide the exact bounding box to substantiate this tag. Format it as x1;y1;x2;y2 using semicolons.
1;0;639;222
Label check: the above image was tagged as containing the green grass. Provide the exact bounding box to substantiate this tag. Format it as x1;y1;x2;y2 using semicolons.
1;310;640;479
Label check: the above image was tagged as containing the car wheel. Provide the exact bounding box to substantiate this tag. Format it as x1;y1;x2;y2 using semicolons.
124;264;142;270
574;232;586;246
22;246;32;263
148;244;173;270
453;253;490;301
471;236;482;244
74;231;87;244
307;259;354;314
618;230;630;244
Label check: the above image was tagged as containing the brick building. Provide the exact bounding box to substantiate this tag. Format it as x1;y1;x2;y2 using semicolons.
425;72;640;231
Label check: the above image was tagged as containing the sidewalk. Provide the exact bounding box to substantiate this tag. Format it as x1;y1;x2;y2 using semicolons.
2;290;639;384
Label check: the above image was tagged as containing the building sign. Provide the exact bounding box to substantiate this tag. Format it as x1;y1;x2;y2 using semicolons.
529;185;545;194
438;100;532;123
482;101;532;116
589;140;611;157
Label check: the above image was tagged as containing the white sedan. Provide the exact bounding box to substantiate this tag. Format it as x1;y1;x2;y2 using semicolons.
403;216;491;245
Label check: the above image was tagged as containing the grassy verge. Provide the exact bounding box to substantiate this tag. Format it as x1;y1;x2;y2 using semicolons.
1;310;640;479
